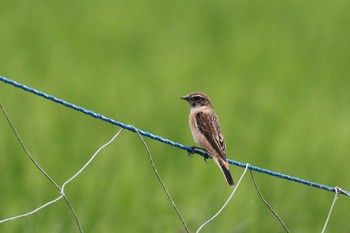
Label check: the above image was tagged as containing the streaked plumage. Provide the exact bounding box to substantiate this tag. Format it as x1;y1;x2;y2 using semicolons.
181;92;234;186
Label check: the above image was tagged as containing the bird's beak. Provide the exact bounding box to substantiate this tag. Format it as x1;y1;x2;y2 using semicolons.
180;95;189;101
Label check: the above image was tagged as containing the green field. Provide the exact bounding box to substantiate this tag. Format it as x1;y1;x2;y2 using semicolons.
1;0;350;232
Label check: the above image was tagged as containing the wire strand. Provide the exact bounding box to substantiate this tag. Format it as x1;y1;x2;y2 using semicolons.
0;104;124;231
0;196;63;224
321;187;340;233
131;125;190;233
1;76;349;197
196;163;250;233
249;170;290;233
0;102;84;233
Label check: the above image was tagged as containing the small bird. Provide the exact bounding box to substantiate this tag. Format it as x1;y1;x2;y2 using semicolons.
181;92;234;186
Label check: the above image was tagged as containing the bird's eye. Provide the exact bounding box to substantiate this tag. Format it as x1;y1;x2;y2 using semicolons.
193;96;202;101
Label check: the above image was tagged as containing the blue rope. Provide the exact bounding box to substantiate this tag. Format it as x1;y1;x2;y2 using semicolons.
1;76;349;196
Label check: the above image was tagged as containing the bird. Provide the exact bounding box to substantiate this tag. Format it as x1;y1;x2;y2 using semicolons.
181;92;234;186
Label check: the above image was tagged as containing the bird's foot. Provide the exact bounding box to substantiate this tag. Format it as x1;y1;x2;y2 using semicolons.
203;153;210;163
187;146;207;157
186;146;195;157
187;146;210;163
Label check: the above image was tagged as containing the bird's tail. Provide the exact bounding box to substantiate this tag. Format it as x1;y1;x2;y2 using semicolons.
221;164;234;187
213;157;234;187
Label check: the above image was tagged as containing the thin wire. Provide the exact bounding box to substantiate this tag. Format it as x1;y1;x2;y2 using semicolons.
1;76;349;196
336;187;350;197
0;196;64;224
61;128;124;194
1;102;124;231
0;102;84;233
249;170;290;233
321;187;340;233
0;128;123;228
130;125;190;233
0;102;60;190
196;163;250;233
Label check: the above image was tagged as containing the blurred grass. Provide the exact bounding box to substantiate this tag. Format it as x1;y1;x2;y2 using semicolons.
1;0;350;232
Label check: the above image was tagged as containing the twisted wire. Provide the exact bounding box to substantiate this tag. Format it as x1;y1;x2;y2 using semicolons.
1;76;349;196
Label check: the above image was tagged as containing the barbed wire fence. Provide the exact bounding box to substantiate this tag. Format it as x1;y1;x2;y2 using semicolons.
1;76;349;232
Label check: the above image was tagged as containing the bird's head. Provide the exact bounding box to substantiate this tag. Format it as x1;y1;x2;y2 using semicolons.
180;92;212;109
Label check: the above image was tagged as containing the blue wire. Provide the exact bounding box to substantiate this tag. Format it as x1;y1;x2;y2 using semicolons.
1;76;349;196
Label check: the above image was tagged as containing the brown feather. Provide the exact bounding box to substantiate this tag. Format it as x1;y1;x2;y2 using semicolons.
195;111;227;162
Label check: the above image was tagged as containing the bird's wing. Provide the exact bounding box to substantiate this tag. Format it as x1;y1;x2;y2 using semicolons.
195;111;227;161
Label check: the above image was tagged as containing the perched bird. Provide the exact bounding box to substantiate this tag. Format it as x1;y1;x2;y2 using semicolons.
181;92;234;187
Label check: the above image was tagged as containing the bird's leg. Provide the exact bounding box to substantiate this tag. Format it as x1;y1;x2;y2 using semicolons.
203;153;210;163
187;146;198;157
188;146;205;157
188;146;210;163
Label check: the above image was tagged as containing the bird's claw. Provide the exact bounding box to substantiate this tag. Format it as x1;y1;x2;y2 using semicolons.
187;146;196;157
187;146;210;163
203;154;210;163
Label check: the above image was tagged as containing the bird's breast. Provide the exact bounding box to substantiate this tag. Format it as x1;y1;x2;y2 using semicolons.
189;111;199;144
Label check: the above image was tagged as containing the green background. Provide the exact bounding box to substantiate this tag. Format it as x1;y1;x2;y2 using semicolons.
1;0;350;232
